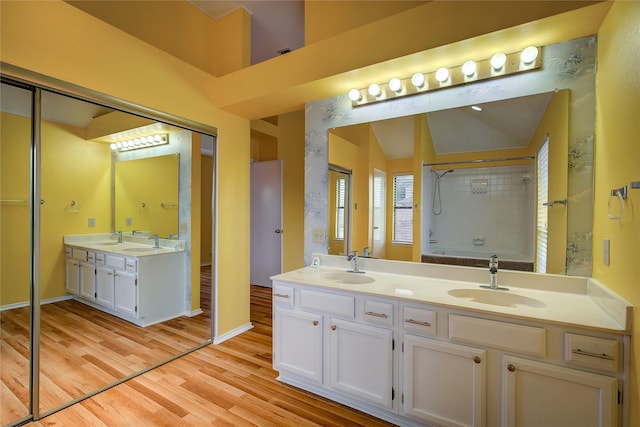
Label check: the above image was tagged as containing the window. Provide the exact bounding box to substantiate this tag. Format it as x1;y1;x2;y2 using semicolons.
393;174;413;243
335;178;346;240
536;138;549;273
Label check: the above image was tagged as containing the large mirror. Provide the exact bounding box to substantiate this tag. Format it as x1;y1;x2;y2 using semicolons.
114;154;180;238
0;82;213;421
309;36;596;277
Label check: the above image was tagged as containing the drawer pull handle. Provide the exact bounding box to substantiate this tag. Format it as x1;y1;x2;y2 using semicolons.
572;348;615;361
273;293;290;299
312;320;318;326
405;318;431;327
365;311;388;319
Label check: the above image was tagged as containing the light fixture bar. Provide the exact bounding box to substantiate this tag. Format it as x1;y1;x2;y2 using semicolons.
349;47;542;107
110;134;169;152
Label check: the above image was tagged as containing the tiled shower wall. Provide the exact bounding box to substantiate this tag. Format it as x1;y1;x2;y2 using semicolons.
423;164;535;260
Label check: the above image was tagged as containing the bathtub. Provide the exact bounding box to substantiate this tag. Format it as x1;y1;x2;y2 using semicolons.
422;248;534;272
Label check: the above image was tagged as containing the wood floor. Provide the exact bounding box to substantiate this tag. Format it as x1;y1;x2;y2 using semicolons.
26;285;395;427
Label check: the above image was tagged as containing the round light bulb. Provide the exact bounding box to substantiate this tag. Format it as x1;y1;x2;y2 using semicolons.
411;73;425;88
348;89;362;102
388;77;402;93
521;46;539;64
368;83;381;97
491;52;507;70
116;142;123;148
435;67;449;83
461;60;477;77
110;143;117;150
154;135;163;142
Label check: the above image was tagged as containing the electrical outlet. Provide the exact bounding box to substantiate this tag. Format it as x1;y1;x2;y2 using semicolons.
179;222;187;233
603;238;610;266
312;228;325;243
88;217;96;227
126;217;132;226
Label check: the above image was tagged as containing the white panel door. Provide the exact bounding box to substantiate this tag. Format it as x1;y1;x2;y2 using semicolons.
95;265;115;308
250;160;282;287
79;261;95;301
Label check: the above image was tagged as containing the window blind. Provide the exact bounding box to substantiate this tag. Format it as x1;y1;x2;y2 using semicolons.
536;138;549;273
393;174;413;243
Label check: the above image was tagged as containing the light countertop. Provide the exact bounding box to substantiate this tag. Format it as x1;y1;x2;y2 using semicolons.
64;233;185;257
271;255;632;335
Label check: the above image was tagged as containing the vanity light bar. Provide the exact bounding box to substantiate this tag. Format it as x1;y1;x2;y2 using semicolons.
110;134;168;152
349;46;542;107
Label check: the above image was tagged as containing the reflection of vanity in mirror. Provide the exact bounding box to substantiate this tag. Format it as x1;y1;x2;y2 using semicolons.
313;36;596;277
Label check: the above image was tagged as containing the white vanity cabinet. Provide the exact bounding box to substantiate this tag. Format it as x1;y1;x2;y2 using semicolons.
501;355;618;427
273;282;396;412
65;244;185;327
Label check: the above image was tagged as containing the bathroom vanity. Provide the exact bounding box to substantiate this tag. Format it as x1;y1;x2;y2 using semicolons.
271;255;632;427
64;233;187;327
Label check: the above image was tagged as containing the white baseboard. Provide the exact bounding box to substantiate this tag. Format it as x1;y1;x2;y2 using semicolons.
188;308;204;317
213;322;253;344
1;294;73;311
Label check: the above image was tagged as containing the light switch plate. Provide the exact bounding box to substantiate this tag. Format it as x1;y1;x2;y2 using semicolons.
603;238;610;266
179;222;187;233
312;228;325;243
126;217;133;226
88;217;96;227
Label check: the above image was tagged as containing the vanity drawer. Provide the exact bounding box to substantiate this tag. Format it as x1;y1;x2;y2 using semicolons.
72;248;88;261
273;284;294;306
87;251;95;263
300;289;354;319
403;306;437;336
65;247;73;258
125;258;137;272
364;300;393;326
564;333;619;372
105;254;125;270
94;252;105;265
449;315;546;357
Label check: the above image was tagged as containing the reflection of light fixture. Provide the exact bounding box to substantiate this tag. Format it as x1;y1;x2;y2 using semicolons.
461;60;477;77
435;67;449;82
521;46;539;64
471;105;482;111
348;88;362;101
110;134;168;152
368;83;382;97
411;73;425;88
388;77;402;93
491;52;507;70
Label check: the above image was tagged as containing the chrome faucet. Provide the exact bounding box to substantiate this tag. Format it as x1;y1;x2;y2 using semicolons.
481;254;508;290
362;247;370;258
149;234;160;248
116;230;123;243
346;251;365;273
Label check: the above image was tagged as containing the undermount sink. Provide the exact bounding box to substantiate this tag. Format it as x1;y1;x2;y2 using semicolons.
122;247;159;253
323;272;375;285
448;288;545;308
95;242;119;246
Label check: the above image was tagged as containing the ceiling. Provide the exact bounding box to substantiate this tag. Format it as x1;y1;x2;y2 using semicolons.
364;92;554;159
188;0;304;64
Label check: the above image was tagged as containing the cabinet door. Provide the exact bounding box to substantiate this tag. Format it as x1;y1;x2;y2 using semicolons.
65;259;79;295
114;270;137;317
402;334;486;427
329;318;393;408
501;355;618;427
273;307;323;383
79;261;95;301
95;266;115;309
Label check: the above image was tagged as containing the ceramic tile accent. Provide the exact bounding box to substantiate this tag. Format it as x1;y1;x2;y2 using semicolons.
305;37;596;275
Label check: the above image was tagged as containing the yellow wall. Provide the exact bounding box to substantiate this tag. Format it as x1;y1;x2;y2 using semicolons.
593;1;640;423
40;120;112;301
1;0;251;336
200;155;213;265
1;113;33;306
278;110;305;272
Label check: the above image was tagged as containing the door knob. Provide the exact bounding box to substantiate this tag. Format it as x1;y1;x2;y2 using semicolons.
275;229;283;234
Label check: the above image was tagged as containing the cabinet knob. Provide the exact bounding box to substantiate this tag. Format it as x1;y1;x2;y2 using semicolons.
312;320;318;326
331;325;336;331
473;356;481;364
507;364;516;372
